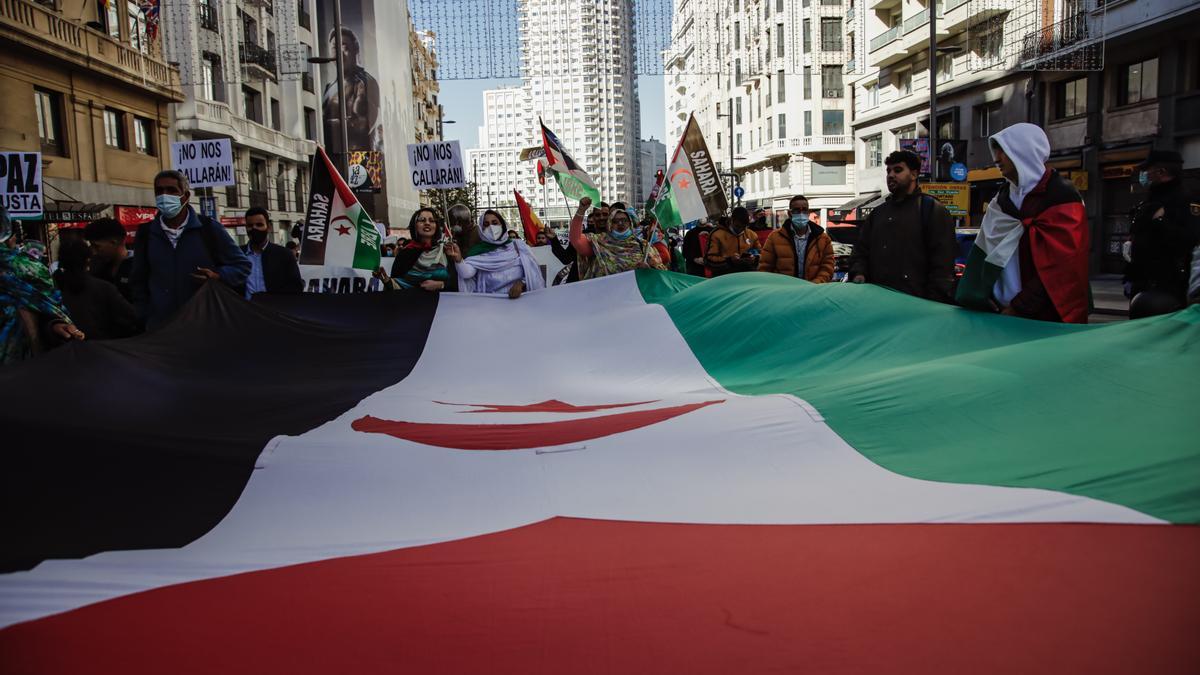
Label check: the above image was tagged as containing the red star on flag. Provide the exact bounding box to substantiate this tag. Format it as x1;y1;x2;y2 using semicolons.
335;224;352;236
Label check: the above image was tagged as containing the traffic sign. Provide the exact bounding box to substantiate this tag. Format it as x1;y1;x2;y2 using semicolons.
733;185;745;199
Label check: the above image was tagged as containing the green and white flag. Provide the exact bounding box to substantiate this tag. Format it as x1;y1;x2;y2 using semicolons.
653;114;727;229
299;147;382;273
540;120;601;205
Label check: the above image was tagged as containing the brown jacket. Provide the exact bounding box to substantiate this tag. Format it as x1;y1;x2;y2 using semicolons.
758;223;835;283
706;226;760;272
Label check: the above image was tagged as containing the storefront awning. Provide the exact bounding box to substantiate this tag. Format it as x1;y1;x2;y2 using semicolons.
829;192;881;223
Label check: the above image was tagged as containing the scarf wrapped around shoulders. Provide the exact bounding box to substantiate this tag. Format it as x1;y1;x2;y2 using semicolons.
579;233;665;280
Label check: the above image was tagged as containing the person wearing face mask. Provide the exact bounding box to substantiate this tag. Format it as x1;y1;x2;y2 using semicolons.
758;195;835;283
569;197;666;279
706;206;761;275
129;170;250;329
1122;150;1200;317
956;123;1089;323
446;203;479;254
378;208;458;292
447;210;544;298
240;207;303;299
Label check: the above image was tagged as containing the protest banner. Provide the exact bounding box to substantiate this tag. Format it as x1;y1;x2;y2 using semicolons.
0;152;43;220
171;139;234;188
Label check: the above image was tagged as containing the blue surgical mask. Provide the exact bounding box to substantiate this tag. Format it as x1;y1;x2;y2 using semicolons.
1137;171;1151;188
156;194;184;219
790;213;808;227
610;227;633;240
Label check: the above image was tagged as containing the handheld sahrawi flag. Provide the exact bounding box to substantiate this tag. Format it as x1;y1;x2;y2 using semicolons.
299;147;381;273
540;119;601;204
652;114;727;230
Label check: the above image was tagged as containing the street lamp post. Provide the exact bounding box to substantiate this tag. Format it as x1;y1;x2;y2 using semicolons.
928;3;962;183
717;108;736;206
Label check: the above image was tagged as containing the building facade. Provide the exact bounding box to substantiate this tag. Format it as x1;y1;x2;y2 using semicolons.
411;27;440;144
465;86;546;224
664;0;857;226
638;138;667;206
1;0;183;241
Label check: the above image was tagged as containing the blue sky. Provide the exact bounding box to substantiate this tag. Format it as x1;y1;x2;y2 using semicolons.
440;75;667;151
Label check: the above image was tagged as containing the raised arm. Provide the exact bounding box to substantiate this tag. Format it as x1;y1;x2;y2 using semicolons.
569;197;594;258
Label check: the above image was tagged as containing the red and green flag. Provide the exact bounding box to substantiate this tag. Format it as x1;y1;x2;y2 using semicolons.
298;147;381;273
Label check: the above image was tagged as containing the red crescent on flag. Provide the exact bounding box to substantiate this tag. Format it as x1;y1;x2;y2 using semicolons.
331;215;354;236
434;399;660;414
670;168;694;190
352;400;723;450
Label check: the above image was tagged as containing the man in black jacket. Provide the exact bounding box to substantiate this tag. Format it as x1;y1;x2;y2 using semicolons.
84;218;135;303
242;207;304;297
1124;150;1200;312
850;150;957;302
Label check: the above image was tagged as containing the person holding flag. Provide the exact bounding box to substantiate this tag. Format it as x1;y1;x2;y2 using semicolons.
377;208;457;292
569;198;666;279
448;210;544;299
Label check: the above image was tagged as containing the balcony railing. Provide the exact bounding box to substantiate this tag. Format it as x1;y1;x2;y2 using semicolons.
903;6;942;35
239;41;277;76
945;0;968;10
1;0;181;99
1019;11;1093;66
869;25;901;52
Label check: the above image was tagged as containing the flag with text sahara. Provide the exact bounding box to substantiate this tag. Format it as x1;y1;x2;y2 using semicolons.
1;271;1197;674
653;114;727;230
298;147;380;272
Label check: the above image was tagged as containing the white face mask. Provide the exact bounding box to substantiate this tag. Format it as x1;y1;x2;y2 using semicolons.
485;223;505;240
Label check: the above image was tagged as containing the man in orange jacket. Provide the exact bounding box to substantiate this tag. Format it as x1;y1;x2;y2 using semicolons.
706;206;760;274
758;195;835;283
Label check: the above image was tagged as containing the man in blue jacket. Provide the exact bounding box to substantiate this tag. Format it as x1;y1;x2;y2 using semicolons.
130;170;251;329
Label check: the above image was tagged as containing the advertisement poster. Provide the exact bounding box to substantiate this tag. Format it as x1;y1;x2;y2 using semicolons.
923;182;971;226
319;0;385;194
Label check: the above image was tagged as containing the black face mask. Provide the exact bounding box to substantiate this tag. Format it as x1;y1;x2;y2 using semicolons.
247;228;269;245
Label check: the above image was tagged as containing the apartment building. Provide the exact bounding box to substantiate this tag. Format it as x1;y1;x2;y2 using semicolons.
1;0;183;241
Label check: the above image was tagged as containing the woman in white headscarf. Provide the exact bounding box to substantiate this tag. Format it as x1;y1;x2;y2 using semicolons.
447;210;545;299
956;123;1090;323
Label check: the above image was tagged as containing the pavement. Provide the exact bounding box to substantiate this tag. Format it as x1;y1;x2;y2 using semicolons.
1089;274;1128;324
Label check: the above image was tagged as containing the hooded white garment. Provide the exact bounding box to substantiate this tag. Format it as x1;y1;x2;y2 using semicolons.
455;214;547;295
987;123;1051;306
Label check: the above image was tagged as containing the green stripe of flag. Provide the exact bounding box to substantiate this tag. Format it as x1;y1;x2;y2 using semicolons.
636;270;1200;523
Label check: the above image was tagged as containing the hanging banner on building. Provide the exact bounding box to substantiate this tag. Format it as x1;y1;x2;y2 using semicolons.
407;141;466;190
347;150;384;193
0;152;43;220
171;139;234;187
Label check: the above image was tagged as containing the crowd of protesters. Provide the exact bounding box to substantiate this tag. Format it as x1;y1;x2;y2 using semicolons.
3;123;1198;367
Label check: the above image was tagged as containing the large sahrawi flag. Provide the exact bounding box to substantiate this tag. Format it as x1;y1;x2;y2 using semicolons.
540;119;601;204
653;114;727;229
1;273;1198;673
298;147;381;291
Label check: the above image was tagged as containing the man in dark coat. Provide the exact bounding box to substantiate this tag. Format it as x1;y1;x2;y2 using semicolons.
130;170;251;329
850;150;957;302
84;218;135;302
242;206;304;297
1124;150;1200;314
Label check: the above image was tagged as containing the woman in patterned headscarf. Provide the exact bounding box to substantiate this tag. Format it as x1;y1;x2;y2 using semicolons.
379;207;457;292
448;210;544;299
569;198;665;279
0;207;85;365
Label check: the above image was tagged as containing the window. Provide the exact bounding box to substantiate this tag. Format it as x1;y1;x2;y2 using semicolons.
716;132;722;149
777;0;783;11
1055;77;1087;119
802;18;811;52
133;116;154;155
937;52;953;83
975;24;1002;64
822;110;845;135
1119;58;1158;105
98;0;120;39
199;0;218;31
897;69;912;97
736;133;743;154
804;111;812;136
270;98;281;131
735;58;742;84
865;135;882;168
127;1;148;53
821;18;842;52
767;117;773;141
822;66;843;98
200;54;225;102
777;24;785;57
34;88;65;156
735;22;740;50
243;86;262;124
974;101;1001;138
304;106;316;141
103;109;125;149
803;66;811;99
812;160;847;186
777;70;785;103
778;114;786;139
736;96;742;124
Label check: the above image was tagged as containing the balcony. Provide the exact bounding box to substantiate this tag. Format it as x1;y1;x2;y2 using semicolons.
1018;11;1099;70
902;6;948;55
943;0;1012;32
239;41;277;80
0;0;181;100
740;136;854;166
867;25;905;68
175;98;315;162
